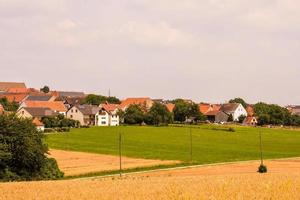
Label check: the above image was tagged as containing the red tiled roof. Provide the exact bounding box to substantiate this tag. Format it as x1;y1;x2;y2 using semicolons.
120;97;152;109
166;103;175;112
0;93;28;103
6;88;38;93
0;82;26;91
199;103;211;114
199;103;221;115
246;105;254;116
23;101;67;112
101;103;120;113
32;118;44;126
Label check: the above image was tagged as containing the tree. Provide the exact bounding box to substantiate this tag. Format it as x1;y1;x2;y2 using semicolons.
229;98;247;108
124;105;145;124
173;100;190;122
0;114;63;181
144;102;173;125
42;114;79;128
40;86;50;93
238;115;246;123
82;94;121;105
0;98;18;112
228;114;234;122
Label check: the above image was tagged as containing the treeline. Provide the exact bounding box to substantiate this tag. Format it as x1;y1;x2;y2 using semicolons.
254;102;300;126
122;100;205;125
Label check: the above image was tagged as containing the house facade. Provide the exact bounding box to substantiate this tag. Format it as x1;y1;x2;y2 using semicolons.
287;105;300;116
220;103;248;121
96;103;120;126
66;105;100;126
17;107;56;120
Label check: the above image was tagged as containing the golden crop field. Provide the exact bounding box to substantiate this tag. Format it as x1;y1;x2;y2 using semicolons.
0;173;300;200
1;158;300;200
49;149;180;176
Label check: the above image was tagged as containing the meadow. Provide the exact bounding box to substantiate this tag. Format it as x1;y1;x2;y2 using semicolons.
45;125;300;164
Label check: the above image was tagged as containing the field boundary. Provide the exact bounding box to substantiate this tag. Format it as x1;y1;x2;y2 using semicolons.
74;156;300;180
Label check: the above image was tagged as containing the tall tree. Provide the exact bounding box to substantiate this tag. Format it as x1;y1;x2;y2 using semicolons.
229;98;247;108
124;104;145;124
144;102;173;125
40;86;50;93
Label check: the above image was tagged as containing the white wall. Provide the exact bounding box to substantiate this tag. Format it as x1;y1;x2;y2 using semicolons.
233;104;248;121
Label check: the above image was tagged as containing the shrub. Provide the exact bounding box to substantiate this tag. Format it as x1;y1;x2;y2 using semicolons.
0;114;63;181
80;125;90;128
228;127;235;132
258;164;267;173
44;128;55;133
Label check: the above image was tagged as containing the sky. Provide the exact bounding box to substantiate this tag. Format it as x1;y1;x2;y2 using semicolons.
0;0;299;105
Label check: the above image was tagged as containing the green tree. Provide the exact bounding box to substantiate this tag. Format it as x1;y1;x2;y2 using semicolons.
40;86;50;93
124;105;145;124
229;98;247;108
144;102;173;125
238;115;246;123
0;114;63;181
228;114;234;122
0;98;18;112
83;94;120;105
173;100;190;122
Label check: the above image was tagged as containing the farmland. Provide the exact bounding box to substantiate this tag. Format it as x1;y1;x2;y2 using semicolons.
1;160;300;200
46;125;300;164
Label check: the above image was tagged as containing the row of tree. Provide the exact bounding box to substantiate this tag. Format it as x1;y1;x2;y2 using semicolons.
121;100;205;125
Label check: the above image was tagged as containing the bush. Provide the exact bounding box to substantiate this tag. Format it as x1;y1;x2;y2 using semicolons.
80;125;90;128
0;114;63;181
258;164;267;173
228;127;235;132
44;128;55;133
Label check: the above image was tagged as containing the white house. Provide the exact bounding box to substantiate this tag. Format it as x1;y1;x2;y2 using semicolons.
220;103;248;121
96;103;120;126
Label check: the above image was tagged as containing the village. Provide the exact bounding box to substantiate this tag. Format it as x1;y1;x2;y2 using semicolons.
1;81;299;132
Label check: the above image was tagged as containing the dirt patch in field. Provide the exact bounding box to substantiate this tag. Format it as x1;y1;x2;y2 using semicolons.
48;149;179;176
135;158;300;177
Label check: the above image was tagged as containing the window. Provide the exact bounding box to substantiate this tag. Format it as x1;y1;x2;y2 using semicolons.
70;115;73;118
101;121;106;124
75;109;78;113
71;110;73;113
101;117;106;119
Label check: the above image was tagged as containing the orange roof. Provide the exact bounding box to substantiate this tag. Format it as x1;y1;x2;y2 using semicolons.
199;103;221;114
6;88;33;93
166;103;175;112
246;105;254;116
199;103;211;114
24;101;67;112
0;93;28;103
0;82;26;91
120;97;152;109
32;118;44;126
101;103;120;113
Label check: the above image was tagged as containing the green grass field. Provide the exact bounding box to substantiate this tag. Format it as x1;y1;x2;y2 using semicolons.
45;125;300;164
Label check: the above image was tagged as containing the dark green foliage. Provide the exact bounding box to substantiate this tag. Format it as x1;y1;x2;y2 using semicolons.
124;104;145;124
258;164;267;173
254;102;293;126
0;114;63;181
0;98;18;112
238;115;246;123
144;102;173;125
228;114;234;122
42;114;79;128
82;94;120;105
173;100;205;122
228;127;235;132
229;98;247;109
40;86;50;93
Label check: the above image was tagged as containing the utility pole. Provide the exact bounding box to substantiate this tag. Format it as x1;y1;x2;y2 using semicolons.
119;131;122;177
190;127;193;163
259;131;263;165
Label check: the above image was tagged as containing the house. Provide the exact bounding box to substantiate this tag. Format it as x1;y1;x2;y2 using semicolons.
243;116;258;126
166;103;175;113
32;118;45;132
56;91;85;98
96;103;120;126
0;103;4;115
20;101;68;115
199;103;223;122
220;103;248;121
0;93;29;103
287;105;300;116
24;95;56;102
17;107;57;120
120;97;154;111
66;105;100;126
0;82;26;92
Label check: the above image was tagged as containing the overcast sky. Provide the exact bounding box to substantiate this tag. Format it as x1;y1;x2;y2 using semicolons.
0;0;299;105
